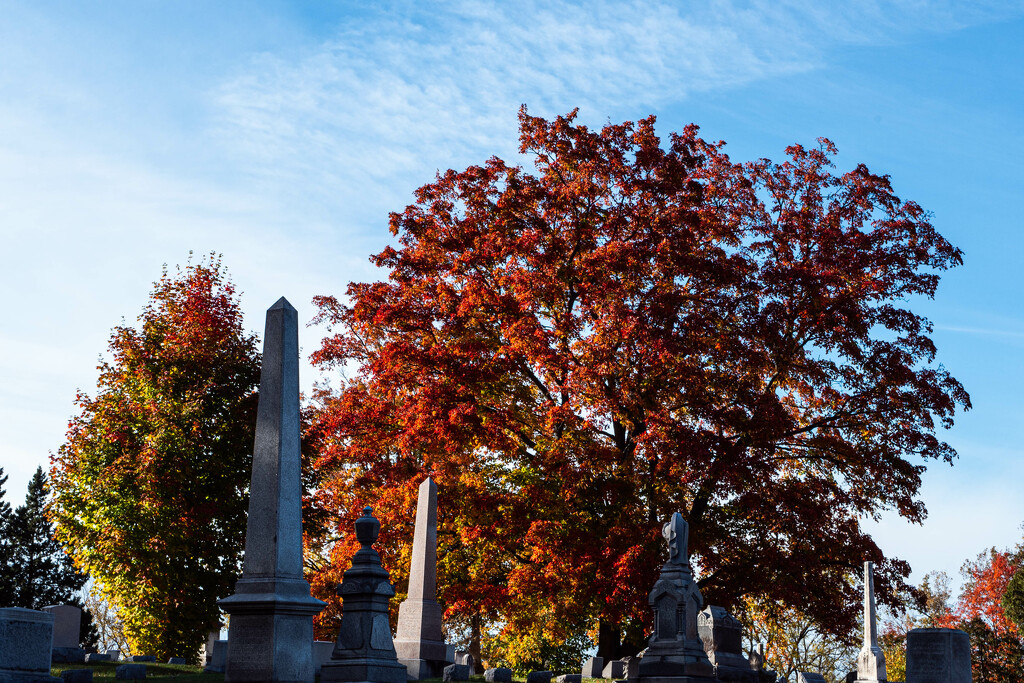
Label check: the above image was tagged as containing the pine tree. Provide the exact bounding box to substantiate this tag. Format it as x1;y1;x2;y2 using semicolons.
8;467;87;609
0;466;14;605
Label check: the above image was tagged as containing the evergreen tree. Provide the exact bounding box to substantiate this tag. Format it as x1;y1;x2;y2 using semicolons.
9;467;87;609
0;466;14;605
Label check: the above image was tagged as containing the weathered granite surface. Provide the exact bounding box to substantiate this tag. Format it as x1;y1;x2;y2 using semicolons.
114;664;146;680
219;298;326;683
0;608;60;683
443;664;469;681
559;674;583;683
41;606;81;650
905;628;971;683
526;671;552;683
602;661;625;680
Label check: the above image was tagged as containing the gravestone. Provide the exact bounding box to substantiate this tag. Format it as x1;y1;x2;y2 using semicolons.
395;477;450;680
527;671;552;683
167;657;186;665
115;664;146;680
313;642;334;675
602;661;625;679
698;606;756;682
105;649;121;662
203;630;220;665
203;641;228;674
582;656;604;678
85;653;110;663
443;664;469;681
905;628;971;683
219;298;326;683
856;562;886;682
636;513;714;682
43;605;84;663
559;675;583;683
796;674;826;683
0;607;60;683
485;667;513;683
129;656;155;663
60;670;92;683
320;507;408;683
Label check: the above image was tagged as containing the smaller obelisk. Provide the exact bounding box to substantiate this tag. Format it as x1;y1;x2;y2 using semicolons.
219;298;325;683
394;477;450;679
856;561;887;682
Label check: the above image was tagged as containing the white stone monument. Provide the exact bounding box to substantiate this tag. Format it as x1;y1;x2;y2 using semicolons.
394;477;450;679
219;298;326;683
856;561;886;682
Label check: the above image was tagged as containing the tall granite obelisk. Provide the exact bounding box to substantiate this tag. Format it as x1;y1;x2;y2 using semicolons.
394;477;449;679
220;298;325;683
856;561;886;682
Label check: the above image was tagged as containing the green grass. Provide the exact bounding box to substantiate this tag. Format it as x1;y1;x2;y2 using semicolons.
52;661;218;682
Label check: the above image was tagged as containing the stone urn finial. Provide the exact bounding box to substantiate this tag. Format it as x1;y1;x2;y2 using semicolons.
355;506;380;547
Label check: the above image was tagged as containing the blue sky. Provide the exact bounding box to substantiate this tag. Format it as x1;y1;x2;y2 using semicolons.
1;1;1022;595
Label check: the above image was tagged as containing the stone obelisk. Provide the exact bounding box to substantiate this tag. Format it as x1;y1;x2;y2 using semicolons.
220;298;325;683
394;477;449;679
856;561;886;682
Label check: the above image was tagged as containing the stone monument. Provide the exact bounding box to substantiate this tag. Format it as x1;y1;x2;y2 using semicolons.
394;477;450;679
320;507;408;683
42;604;84;663
0;607;60;683
219;298;326;683
637;513;714;683
856;561;886;682
905;628;971;683
698;606;756;682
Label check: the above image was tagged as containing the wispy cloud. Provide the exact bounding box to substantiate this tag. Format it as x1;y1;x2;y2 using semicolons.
210;0;1024;223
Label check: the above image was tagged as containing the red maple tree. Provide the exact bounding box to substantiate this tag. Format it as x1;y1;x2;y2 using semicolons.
306;108;968;663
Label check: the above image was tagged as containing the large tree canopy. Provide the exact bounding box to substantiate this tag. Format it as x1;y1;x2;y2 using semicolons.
307;109;968;664
50;255;260;662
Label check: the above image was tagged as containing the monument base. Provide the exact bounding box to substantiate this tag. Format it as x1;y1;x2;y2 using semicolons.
320;655;409;683
399;658;450;680
638;652;715;681
219;578;325;683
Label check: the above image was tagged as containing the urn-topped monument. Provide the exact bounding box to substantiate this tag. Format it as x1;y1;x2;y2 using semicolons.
637;512;715;683
320;507;408;683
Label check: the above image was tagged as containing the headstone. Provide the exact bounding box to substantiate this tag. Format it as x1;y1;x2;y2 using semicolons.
485;667;513;683
313;641;334;675
582;656;604;678
856;561;886;682
85;654;110;663
602;661;625;679
129;656;155;663
395;477;449;680
320;507;408;683
202;641;228;674
636;513;714;682
559;674;583;683
60;670;92;683
105;649;121;662
51;648;86;664
443;664;469;681
622;656;639;681
454;652;474;668
115;664;146;680
698;606;757;682
796;673;826;683
219;298;326;683
41;606;82;650
203;631;220;665
905;628;971;683
167;657;186;665
527;671;552;683
0;607;60;683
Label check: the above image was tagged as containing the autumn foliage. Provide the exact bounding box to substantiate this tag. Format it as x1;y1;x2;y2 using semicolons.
306;108;968;665
49;255;261;662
